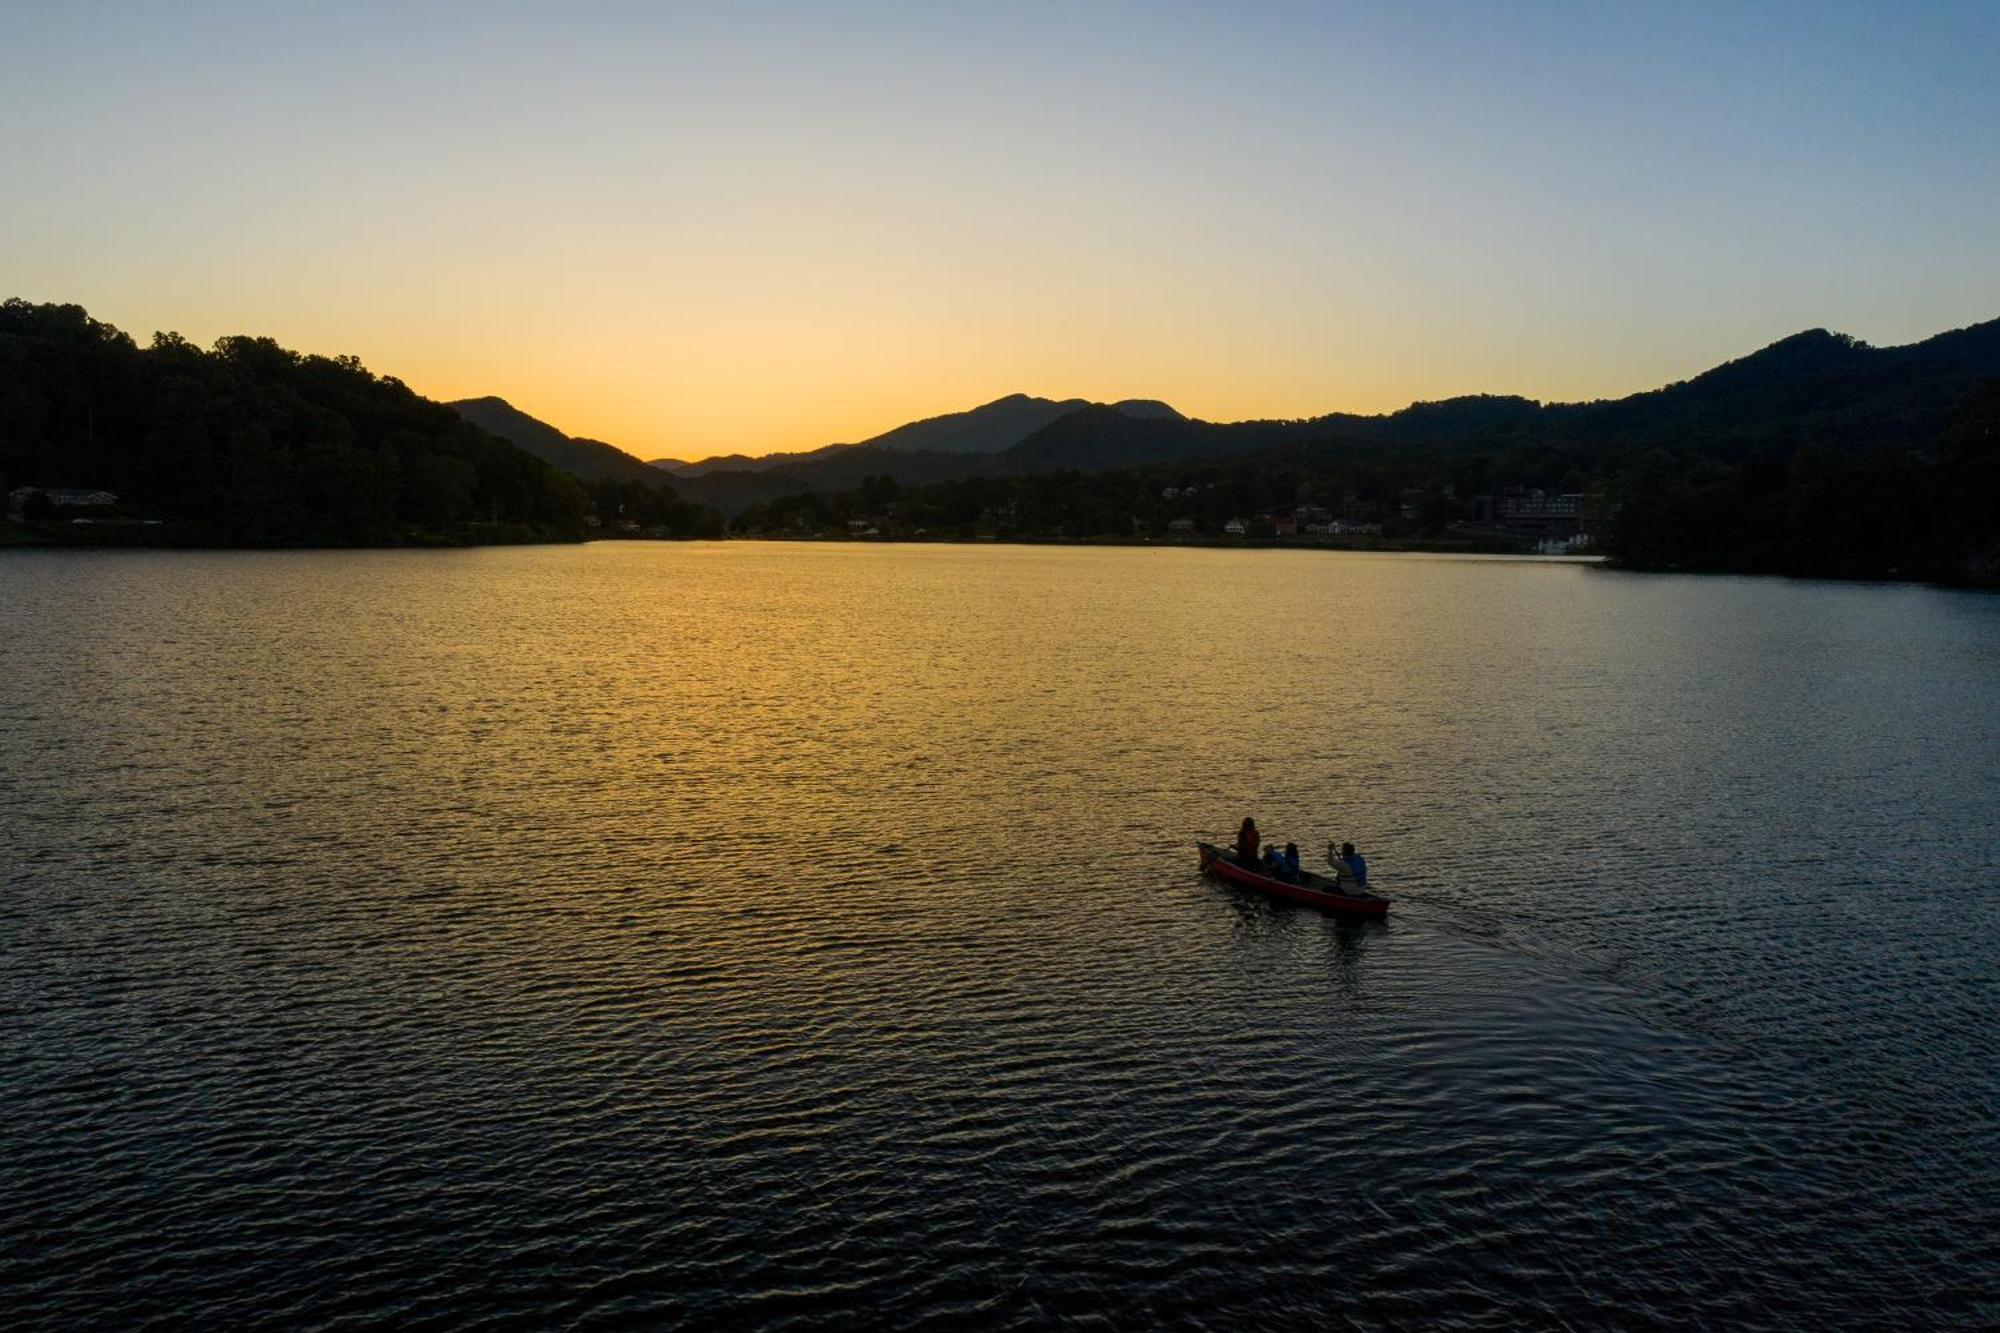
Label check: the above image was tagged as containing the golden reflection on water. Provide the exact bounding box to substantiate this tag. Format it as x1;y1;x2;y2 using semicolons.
25;543;1629;1015
7;543;1998;1328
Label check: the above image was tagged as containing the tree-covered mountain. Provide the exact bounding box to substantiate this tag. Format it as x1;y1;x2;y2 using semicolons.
659;396;1186;514
1005;320;2000;465
659;444;998;517
449;395;678;489
725;318;2000;584
2;301;581;545
651;439;855;476
841;392;1185;456
0;301;722;545
727;376;2000;585
660;318;2000;527
655;392;1186;476
11;295;1991;578
445;395;721;536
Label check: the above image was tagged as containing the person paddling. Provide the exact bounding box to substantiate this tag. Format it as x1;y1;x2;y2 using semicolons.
1328;841;1368;890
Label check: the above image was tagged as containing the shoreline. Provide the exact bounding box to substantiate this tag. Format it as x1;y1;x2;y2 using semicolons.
707;531;1564;557
0;522;586;552
0;521;1566;558
11;524;1992;588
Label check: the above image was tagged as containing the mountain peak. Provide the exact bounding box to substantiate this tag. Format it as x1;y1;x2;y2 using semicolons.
1109;399;1185;420
1676;326;1874;397
665;392;1184;475
1757;327;1869;358
448;397;673;489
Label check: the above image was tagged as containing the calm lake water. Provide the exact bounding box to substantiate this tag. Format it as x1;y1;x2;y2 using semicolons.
3;543;1997;1329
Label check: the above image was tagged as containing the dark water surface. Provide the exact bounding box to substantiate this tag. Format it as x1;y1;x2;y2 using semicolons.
3;544;1996;1329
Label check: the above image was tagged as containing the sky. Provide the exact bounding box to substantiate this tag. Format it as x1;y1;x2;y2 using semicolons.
5;1;1998;460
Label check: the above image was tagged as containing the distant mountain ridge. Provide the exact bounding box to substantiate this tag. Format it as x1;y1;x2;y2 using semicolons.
449;316;2000;520
1007;317;2000;466
711;319;1999;586
653;393;1186;475
449;396;673;489
12;294;1992;577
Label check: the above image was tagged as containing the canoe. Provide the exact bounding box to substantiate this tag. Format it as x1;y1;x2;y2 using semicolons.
1197;841;1391;916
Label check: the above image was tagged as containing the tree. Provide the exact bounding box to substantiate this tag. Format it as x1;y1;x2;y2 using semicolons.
0;300;602;545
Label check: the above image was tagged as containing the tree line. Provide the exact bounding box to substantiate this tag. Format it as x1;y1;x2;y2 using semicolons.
732;441;1598;541
1609;382;1999;581
0;301;708;546
731;381;2000;584
7;298;1994;579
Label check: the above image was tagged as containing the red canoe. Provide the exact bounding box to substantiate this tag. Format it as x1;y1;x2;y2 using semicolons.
1198;841;1391;916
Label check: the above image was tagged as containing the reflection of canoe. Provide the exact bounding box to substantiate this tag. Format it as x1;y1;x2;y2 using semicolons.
1197;841;1391;917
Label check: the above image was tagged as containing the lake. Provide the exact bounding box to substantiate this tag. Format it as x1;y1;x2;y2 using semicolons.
3;543;1996;1329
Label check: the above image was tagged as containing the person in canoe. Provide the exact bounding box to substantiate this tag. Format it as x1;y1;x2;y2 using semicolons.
1327;841;1368;889
1236;817;1260;870
1255;841;1303;882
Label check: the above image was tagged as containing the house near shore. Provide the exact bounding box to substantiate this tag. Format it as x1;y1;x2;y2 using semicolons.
7;487;118;521
1462;489;1606;545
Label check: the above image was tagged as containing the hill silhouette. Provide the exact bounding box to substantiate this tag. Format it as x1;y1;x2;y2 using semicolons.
655;319;1998;519
660;398;1194;513
655;318;1996;520
994;319;2000;466
0;301;589;545
717;317;2000;584
655;393;1187;477
9;297;1993;578
450;396;676;489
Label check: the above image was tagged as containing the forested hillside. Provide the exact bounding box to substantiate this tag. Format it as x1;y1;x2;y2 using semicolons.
729;321;2000;585
1;301;588;545
674;318;2000;585
8;297;1993;579
445;395;723;536
657;392;1186;477
450;395;678;488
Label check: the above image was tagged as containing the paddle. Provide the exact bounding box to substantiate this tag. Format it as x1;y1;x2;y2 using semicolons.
1326;840;1373;894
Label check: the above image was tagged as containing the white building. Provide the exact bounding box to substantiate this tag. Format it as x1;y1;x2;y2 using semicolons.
8;487;118;521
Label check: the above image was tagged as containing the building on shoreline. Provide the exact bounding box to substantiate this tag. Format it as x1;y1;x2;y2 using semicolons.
1461;489;1605;545
7;487;119;522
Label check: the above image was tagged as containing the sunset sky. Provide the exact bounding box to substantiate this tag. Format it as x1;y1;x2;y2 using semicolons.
6;2;1998;459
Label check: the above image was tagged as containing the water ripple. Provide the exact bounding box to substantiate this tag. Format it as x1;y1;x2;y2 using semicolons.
3;546;1996;1329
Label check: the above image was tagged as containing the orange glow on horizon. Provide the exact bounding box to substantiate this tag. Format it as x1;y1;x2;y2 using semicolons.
42;282;1883;465
11;7;1993;462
